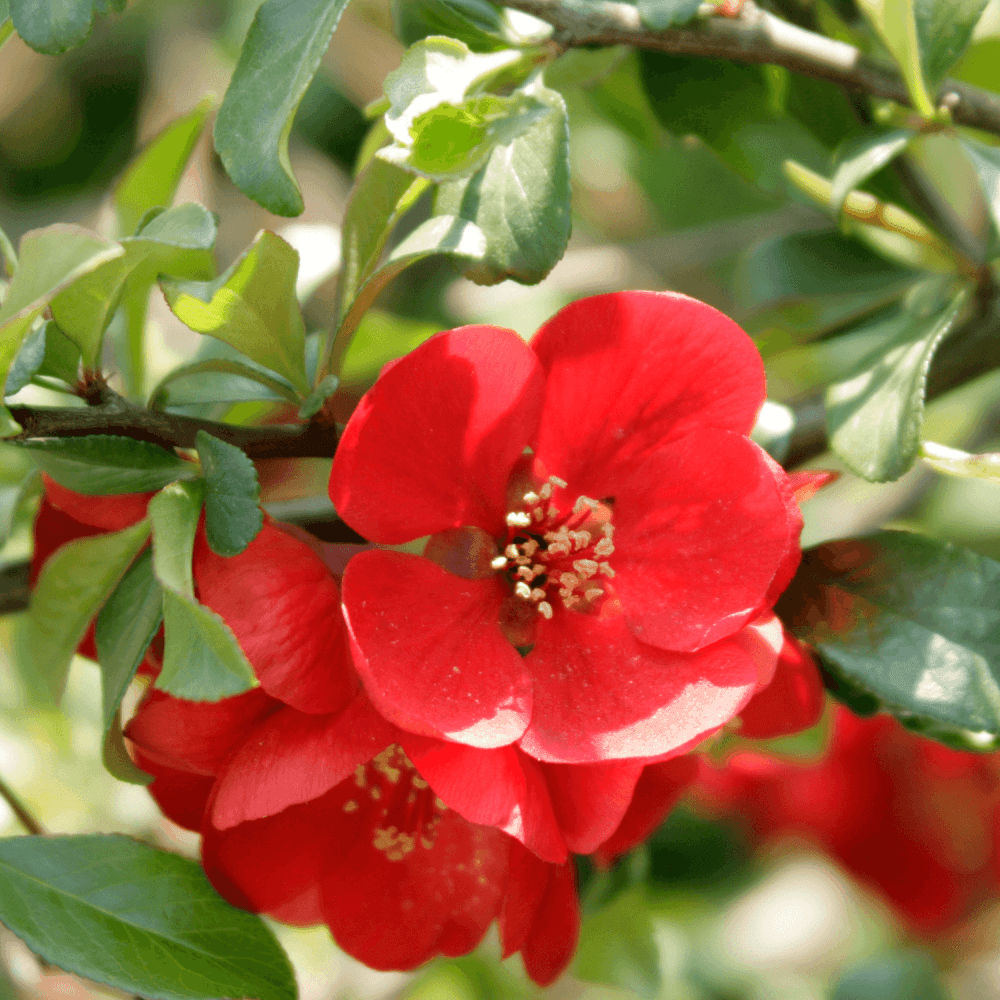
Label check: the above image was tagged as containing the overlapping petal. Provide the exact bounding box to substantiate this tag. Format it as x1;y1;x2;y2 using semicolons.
329;326;546;543
531;291;765;497
43;476;154;530
343;550;532;747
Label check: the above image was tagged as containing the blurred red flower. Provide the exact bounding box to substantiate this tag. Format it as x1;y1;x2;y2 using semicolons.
329;291;803;765
697;705;1000;932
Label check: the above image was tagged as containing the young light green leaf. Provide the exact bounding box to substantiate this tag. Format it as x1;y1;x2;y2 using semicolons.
780;531;1000;749
149;480;257;700
830;129;916;218
196;431;263;557
17;435;197;495
214;0;350;216
114;98;214;238
148;358;301;411
0;407;20;438
913;0;989;85
920;440;1000;484
24;518;150;702
0;834;297;1000
636;0;703;29
95;548;161;784
10;0;94;54
297;374;339;419
161;230;310;394
856;0;936;117
341;309;439;386
123;202;218;278
33;320;81;386
826;286;968;482
0;221;15;277
0;467;40;550
435;75;570;285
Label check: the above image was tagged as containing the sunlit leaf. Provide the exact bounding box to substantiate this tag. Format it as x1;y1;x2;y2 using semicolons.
920;440;1000;484
830;129;915;217
214;0;350;216
913;0;989;85
0;834;297;1000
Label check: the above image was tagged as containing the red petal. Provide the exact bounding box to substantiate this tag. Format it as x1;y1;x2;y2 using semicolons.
329;326;545;543
343;550;532;747
531;292;764;498
399;735;567;863
31;496;105;586
541;759;645;854
737;633;825;739
210;695;399;828
125;687;278;775
500;842;550;959
519;613;759;763
788;469;839;503
592;756;699;866
194;520;356;714
519;860;580;986
133;749;214;832
613;429;795;652
44;476;154;530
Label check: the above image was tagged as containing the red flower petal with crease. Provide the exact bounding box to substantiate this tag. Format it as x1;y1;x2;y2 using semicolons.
737;633;825;739
329;327;545;543
125;687;278;775
343;550;532;747
541;759;645;854
512;853;580;987
43;476;154;530
399;735;566;863
210;693;398;828
194;520;356;714
531;291;765;498
592;756;700;866
518;612;760;763
612;428;792;652
133;750;215;832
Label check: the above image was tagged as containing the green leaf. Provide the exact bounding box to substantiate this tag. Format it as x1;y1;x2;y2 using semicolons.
750;400;796;463
9;0;93;54
857;0;936;117
959;137;1000;252
161;230;310;394
826;286;968;482
24;519;150;702
574;888;661;999
914;0;989;85
149;481;257;700
17;435;197;495
0;225;122;396
830;129;916;218
35;320;82;386
636;0;702;29
123;202;218;279
0;467;39;550
148;358;300;411
0;221;15;277
4;319;48;396
780;530;1000;745
336;156;429;326
832;951;949;1000
435;75;569;285
214;0;351;216
0;834;297;1000
920;439;1000;483
392;0;548;51
341;308;438;386
195;431;263;558
114;98;214;238
297;374;339;419
95;548;161;784
0;407;20;438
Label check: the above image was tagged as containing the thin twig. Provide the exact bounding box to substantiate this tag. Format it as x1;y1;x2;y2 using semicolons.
0;775;44;836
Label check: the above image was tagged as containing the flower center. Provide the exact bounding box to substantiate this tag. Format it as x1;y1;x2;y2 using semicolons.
344;745;448;862
491;475;616;620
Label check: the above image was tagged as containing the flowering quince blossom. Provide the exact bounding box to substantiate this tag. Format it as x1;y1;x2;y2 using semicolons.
697;704;1000;932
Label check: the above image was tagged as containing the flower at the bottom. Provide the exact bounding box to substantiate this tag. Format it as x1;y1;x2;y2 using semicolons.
697;705;1000;932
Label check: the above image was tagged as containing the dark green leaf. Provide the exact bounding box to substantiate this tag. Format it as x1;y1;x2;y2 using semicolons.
392;0;546;50
148;358;301;411
161;231;310;394
826;286;968;482
0;834;296;1000
832;950;950;1000
4;319;48;396
574;888;661;999
831;129;916;217
196;431;263;557
95;548;161;784
149;481;257;700
636;0;702;29
114;99;214;238
36;321;82;385
17;435;197;495
214;0;350;216
297;374;339;419
10;0;93;54
24;519;150;702
914;0;989;84
435;76;569;285
780;530;1000;744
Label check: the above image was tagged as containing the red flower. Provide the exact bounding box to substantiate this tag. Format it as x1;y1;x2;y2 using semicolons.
329;291;801;764
697;706;1000;932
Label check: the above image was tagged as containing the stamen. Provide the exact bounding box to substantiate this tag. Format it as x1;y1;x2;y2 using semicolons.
560;572;580;590
507;511;532;527
549;476;568;489
533;508;545;522
594;537;614;557
505;544;519;559
573;559;599;579
547;506;558;519
599;562;615;577
539;483;552;500
573;496;599;514
522;539;539;557
530;587;546;602
491;555;508;570
584;588;602;601
515;581;532;600
570;530;591;551
523;491;539;506
538;601;553;619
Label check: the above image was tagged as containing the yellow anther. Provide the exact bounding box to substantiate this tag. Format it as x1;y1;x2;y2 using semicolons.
599;561;615;577
523;539;539;557
573;559;599;579
570;530;591;550
515;581;532;599
517;566;535;581
505;544;519;559
560;572;581;590
549;476;568;489
507;511;532;527
530;587;546;602
594;537;614;557
584;588;603;601
534;508;545;522
547;505;558;519
523;491;540;506
539;483;552;500
491;555;508;570
538;601;554;619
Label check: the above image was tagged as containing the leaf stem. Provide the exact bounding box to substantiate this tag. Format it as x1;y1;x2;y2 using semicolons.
0;775;45;836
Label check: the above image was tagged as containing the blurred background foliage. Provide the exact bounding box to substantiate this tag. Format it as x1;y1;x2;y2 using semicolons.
4;0;1000;997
